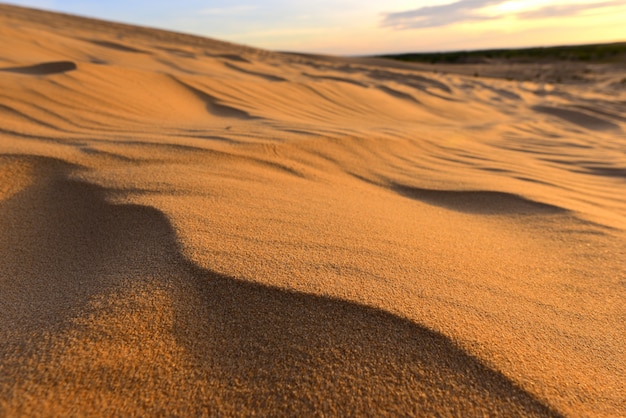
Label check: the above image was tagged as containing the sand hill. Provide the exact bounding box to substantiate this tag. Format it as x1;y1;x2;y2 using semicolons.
0;4;624;416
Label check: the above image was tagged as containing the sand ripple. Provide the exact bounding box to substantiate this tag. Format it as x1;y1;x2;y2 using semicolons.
1;4;624;416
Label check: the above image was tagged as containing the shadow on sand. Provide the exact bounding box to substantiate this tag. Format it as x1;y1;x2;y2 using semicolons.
0;155;561;416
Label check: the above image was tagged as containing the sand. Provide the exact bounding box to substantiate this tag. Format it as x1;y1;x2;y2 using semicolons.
0;4;625;416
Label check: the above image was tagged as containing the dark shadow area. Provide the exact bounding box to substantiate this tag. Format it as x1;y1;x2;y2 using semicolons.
572;104;626;123
0;155;561;416
0;61;77;75
471;80;522;101
377;85;422;104
583;165;626;180
393;184;567;215
171;77;259;120
367;69;453;93
175;264;561;416
155;57;200;75
88;39;149;54
224;62;287;82
155;46;196;58
0;156;176;336
207;53;251;63
302;72;367;87
533;105;621;131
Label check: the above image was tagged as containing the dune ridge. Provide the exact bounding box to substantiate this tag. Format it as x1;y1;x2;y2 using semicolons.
0;4;625;416
0;156;559;416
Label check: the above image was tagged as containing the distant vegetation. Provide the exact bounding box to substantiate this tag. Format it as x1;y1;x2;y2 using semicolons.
377;42;626;64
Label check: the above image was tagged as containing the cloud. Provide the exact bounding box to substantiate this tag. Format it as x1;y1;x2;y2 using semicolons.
381;0;505;30
381;0;626;30
516;1;623;19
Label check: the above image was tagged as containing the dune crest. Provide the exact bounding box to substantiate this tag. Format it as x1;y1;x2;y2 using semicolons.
0;156;557;416
0;4;624;416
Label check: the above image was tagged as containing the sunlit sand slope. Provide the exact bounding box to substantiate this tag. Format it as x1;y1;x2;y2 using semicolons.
1;4;624;416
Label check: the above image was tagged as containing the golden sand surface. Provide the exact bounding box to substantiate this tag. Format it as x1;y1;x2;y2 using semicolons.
0;4;625;416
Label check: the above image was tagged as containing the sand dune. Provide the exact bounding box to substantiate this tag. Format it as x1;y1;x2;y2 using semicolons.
0;4;625;416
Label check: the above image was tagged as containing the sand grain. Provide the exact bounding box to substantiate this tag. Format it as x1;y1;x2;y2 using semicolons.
0;4;624;416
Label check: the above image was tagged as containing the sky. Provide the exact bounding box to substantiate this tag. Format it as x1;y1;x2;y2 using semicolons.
5;0;626;55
